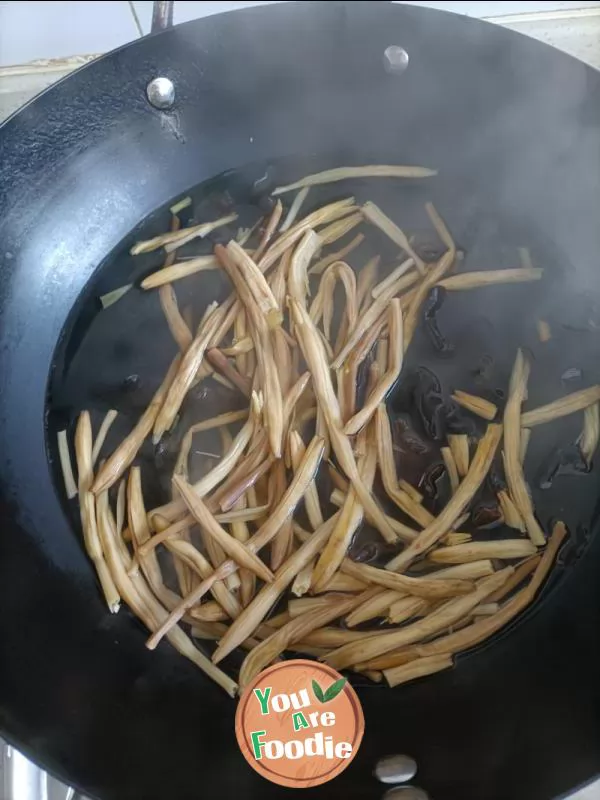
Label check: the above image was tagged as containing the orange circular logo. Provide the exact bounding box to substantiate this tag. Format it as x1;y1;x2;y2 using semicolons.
235;659;364;788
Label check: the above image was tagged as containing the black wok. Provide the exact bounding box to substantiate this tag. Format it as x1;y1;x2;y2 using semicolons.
1;2;600;798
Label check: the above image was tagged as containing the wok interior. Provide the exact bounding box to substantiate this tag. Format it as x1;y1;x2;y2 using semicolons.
46;154;600;661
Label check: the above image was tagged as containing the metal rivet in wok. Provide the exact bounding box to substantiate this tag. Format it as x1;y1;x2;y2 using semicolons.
146;77;175;110
382;788;430;800
375;754;418;784
383;45;409;74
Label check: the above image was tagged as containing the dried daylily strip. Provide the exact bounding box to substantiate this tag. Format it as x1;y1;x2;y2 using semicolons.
340;560;473;599
360;522;566;672
100;284;132;309
580;402;600;466
272;164;436;195
206;349;252;396
238;594;360;688
310;233;365;276
311;439;377;593
438;268;542;291
216;245;283;457
141;255;220;290
171;410;250;483
116;480;126;538
537;319;551;342
159;284;193;351
371;259;417;300
386;424;504;572
498;489;526;532
96;490;237;695
448;434;469;477
289;297;396;543
294;525;471;600
211;511;340;663
228;495;256;608
356;255;381;311
520;428;531;464
362;201;426;274
131;213;237;255
325;567;514;670
128;467;182;611
153;307;223;443
321;573;366;593
165;539;241;619
452;390;497;422
428;561;496;581
310;261;358;343
280;186;310;232
521;385;600;428
253;200;283;261
441;446;459;494
288;594;348;618
375;404;436;529
425;202;455;253
269;460;295;570
169;196;192;216
92;355;181;494
58;429;78;499
346;589;405;627
75;412;120;612
318;212;363;247
332;266;414;369
257;197;355;272
145;437;325;649
428;540;536;564
344;299;403;435
403;249;455;350
503;350;546;546
384;653;453;687
472;603;499;616
289;431;324;597
91;410;118;466
226;241;281;325
172;474;274;583
387;597;428;625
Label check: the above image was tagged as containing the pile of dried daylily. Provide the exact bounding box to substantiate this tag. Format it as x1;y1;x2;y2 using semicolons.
58;164;598;697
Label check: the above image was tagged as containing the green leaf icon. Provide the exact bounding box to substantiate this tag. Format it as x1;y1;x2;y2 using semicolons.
312;679;325;703
323;677;347;702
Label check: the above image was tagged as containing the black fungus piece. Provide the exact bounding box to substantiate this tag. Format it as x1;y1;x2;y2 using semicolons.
536;443;589;490
557;522;588;568
419;462;446;502
122;373;142;393
388;370;422;414
348;526;396;566
487;460;507;493
392;415;432;457
350;542;380;564
423;286;454;355
207;226;238;247
413;373;445;439
472;353;494;384
471;502;504;529
410;231;446;263
211;189;237;213
443;400;480;438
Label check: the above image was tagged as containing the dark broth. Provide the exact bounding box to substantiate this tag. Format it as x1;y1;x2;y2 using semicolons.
46;157;600;652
